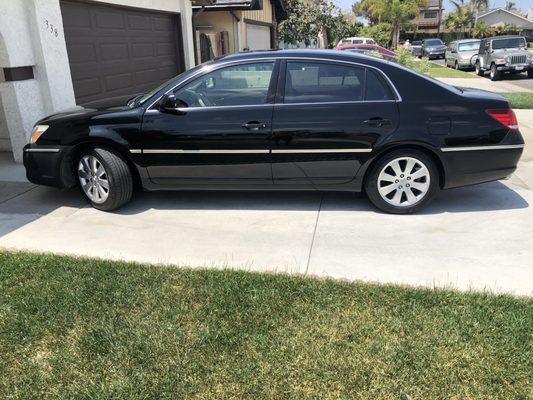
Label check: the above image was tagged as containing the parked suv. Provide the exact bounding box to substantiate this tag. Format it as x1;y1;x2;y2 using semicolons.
445;39;480;70
475;35;533;81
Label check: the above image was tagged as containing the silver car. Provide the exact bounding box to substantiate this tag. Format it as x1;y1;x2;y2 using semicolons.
445;39;481;70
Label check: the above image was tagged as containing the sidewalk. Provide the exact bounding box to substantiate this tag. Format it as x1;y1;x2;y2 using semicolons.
437;77;528;93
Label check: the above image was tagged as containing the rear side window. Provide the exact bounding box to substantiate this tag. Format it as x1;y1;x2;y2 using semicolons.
284;62;364;103
365;69;394;101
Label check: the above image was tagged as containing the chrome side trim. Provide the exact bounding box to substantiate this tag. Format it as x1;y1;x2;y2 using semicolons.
129;149;142;154
24;148;60;153
441;144;524;152
143;149;270;154
272;149;372;153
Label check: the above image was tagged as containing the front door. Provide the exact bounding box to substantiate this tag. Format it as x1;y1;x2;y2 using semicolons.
271;60;399;186
140;61;277;186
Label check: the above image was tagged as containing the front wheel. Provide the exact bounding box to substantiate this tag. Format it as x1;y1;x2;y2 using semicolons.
77;148;133;211
475;62;484;76
365;150;439;214
490;64;501;81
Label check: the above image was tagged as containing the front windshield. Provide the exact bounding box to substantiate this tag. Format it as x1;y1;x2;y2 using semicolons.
492;37;526;49
138;63;208;106
425;39;443;46
458;41;480;51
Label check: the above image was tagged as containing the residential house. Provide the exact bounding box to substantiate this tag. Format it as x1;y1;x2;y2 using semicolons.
192;0;287;63
410;0;444;34
0;0;196;162
477;8;533;35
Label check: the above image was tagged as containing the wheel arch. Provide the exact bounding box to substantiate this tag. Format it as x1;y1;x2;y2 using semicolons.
361;143;446;190
63;139;142;189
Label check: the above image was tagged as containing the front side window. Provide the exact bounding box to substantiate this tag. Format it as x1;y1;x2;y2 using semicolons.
284;62;365;103
172;62;274;108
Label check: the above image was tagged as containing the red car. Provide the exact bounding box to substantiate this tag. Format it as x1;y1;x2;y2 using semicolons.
336;44;397;61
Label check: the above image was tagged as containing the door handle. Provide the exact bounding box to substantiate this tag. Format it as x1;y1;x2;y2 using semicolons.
242;122;267;131
363;118;391;127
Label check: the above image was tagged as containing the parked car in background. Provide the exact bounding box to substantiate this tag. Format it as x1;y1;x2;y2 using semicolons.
411;40;423;57
338;44;397;62
445;39;481;70
475;36;533;81
336;37;375;47
421;38;447;59
24;49;524;214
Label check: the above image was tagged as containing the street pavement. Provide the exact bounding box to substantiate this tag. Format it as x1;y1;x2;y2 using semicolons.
432;58;533;92
1;112;532;296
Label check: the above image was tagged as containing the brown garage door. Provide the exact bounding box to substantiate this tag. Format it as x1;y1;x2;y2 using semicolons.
61;0;184;107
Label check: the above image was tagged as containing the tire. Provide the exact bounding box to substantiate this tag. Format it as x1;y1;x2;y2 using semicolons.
490;64;501;81
454;61;459;70
76;147;133;211
364;149;439;214
475;62;484;76
528;69;533;78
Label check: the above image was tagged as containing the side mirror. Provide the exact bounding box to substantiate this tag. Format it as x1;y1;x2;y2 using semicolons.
159;93;188;115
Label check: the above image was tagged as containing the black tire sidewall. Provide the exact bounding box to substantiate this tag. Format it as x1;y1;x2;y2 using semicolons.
365;149;439;214
76;148;132;211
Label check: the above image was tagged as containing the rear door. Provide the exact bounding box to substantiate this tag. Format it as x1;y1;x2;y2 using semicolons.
271;60;399;186
140;60;277;185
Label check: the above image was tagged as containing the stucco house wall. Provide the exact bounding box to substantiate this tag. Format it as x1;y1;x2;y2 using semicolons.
478;8;533;30
0;0;195;162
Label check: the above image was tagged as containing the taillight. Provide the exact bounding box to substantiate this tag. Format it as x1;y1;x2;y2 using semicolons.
485;109;519;130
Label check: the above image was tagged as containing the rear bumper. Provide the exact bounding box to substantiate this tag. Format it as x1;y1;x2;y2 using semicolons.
441;143;524;189
23;145;75;188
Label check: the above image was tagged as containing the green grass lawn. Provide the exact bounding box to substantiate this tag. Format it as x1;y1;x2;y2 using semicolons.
424;62;478;79
1;251;532;399
501;92;533;109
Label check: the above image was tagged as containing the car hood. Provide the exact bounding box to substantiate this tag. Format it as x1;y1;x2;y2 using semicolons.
493;48;529;56
427;45;446;51
38;105;134;125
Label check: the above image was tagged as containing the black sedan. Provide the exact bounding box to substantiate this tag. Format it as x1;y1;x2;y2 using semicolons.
24;50;524;214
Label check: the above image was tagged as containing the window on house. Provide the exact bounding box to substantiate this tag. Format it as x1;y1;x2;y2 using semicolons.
424;11;439;19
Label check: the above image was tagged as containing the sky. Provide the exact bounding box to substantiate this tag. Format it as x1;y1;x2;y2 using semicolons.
334;0;533;14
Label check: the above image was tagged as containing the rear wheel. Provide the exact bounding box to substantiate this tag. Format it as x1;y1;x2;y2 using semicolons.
528;69;533;78
77;148;133;211
454;61;459;70
365;149;439;214
490;63;501;81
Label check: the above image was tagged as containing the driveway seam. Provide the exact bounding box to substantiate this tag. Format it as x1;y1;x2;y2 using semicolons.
0;185;37;205
305;192;324;275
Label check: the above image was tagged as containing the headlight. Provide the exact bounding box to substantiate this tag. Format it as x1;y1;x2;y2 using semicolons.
527;54;533;62
495;58;506;65
29;125;49;144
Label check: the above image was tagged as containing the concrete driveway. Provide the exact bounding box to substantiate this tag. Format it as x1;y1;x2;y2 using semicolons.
1;113;532;296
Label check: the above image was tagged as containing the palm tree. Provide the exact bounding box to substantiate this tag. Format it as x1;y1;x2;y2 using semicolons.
505;2;516;11
444;0;475;38
471;20;492;38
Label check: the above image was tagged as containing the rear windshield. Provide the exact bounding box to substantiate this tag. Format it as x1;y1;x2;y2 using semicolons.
424;39;443;46
458;41;480;51
492;37;526;49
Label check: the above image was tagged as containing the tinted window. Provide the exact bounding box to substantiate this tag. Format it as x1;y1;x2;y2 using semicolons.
284;62;364;103
412;41;422;46
173;62;274;107
492;37;526;49
458;41;480;51
425;39;443;46
365;70;394;101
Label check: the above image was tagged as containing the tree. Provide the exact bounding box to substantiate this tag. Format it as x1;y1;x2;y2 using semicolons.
278;0;348;48
505;2;516;11
444;0;475;38
353;0;428;49
471;20;493;38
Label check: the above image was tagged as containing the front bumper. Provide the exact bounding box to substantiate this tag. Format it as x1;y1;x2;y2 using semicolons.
496;64;533;72
23;145;75;188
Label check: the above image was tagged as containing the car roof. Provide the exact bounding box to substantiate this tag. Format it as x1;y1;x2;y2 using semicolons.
214;49;393;67
451;39;480;43
487;35;525;40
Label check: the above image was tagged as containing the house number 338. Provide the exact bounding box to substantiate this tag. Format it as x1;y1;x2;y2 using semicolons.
44;20;59;37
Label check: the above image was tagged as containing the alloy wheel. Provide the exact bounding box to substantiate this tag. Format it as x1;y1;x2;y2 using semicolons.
377;157;430;207
78;155;110;204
